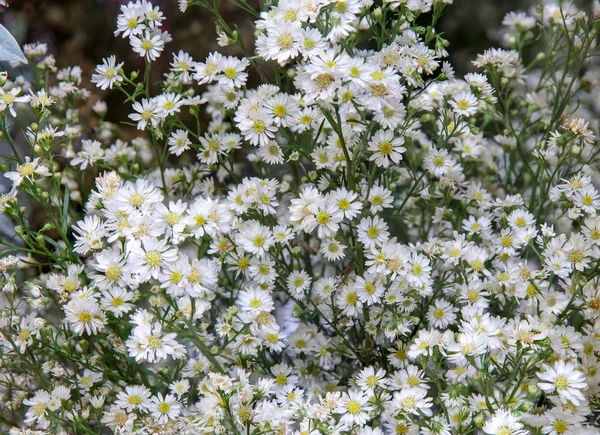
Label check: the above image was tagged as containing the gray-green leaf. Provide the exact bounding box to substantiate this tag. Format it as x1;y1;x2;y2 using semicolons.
0;23;27;64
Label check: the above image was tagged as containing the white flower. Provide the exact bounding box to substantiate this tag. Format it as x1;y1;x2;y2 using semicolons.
0;87;31;117
148;393;181;424
168;129;192;156
356;366;388;393
537;361;588;405
115;385;151;412
4;157;50;187
126;322;185;363
392;387;433;416
115;3;145;38
367;129;406;168
91;56;124;90
71;139;105;169
73;215;106;255
357;216;390;249
129;98;159;130
236;220;274;257
483;409;527;435
64;297;106;335
449;91;478;116
127;236;178;282
130;31;165;61
217;56;250;88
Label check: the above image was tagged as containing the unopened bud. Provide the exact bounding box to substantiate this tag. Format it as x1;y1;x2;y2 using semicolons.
473;414;485;428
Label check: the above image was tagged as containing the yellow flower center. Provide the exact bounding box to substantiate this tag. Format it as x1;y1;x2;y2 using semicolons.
367;227;379;239
379;141;393;155
277;34;294;49
145;251;162;268
346;400;360;415
106;266;121;282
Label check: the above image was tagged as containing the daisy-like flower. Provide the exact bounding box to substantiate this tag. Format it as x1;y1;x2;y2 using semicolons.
158;257;191;296
148;393;181;424
261;24;302;63
91;56;124;90
537;361;588;405
73;215;106;255
236;220;274;258
64;297;106;335
115;385;151;412
482;409;528;435
313;202;343;238
156;92;183;117
541;407;586;435
23;390;51;426
424;148;455;178
357;216;390;249
71;140;104;170
130;31;165;61
126;322;185;363
426;299;457;329
334;389;372;426
154;200;188;242
194;52;223;84
328;187;362;219
170;379;190;398
574;186;600;214
271;363;299;392
449;91;478;116
127;236;178;282
238;287;275;316
115;3;145;38
100;288;134;318
392;387;433;416
355;273;385;305
129;98;159;130
320;238;347;261
171;50;196;82
287;270;312;297
366;184;394;213
235;107;278;146
218;56;250;88
356;366;388;394
4;156;50;187
168;129;192;156
0;86;31;117
258;140;285;164
367;129;406;168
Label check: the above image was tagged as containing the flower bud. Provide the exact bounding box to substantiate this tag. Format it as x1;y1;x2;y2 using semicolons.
473;413;485;428
520;400;534;412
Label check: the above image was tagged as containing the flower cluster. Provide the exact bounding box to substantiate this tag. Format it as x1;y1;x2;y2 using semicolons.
2;0;600;434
